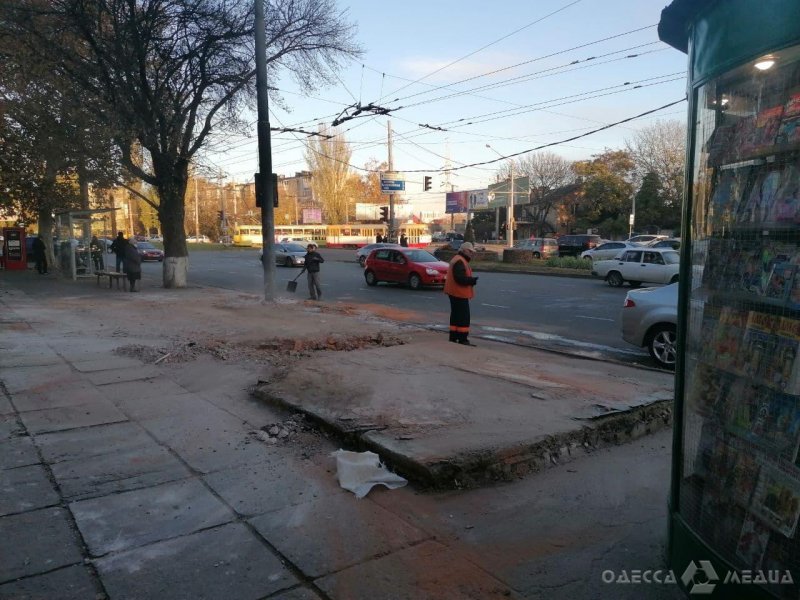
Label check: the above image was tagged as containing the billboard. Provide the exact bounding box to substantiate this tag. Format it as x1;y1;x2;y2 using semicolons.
302;208;322;224
445;191;469;214
467;189;489;210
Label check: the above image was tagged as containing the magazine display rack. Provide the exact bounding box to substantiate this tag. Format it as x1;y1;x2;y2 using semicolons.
678;45;800;597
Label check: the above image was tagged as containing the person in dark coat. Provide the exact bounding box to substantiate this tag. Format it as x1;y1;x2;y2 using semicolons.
123;237;142;292
109;231;126;272
400;233;408;247
90;236;104;272
376;233;383;243
32;235;48;275
304;243;325;300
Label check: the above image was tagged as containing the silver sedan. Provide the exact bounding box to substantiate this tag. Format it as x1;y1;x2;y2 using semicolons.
621;283;678;369
274;243;307;267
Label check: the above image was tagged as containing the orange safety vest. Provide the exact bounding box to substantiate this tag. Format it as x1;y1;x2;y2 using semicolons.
444;254;474;299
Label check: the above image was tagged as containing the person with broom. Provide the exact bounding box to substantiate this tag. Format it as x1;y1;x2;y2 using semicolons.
304;243;325;300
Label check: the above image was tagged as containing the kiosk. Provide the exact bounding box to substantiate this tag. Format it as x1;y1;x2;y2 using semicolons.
2;227;27;270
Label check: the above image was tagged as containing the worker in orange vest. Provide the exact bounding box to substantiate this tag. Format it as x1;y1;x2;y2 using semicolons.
444;242;479;345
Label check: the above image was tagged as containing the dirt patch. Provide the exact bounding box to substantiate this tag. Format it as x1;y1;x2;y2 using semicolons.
253;332;406;355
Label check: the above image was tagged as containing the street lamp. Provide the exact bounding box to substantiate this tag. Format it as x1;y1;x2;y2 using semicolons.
486;144;514;248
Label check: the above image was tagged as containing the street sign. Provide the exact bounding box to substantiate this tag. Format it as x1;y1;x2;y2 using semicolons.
380;179;405;193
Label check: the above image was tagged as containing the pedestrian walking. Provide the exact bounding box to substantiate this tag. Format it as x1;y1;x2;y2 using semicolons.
304;243;324;300
90;236;104;272
32;234;48;275
110;231;126;272
400;233;408;247
123;237;142;292
376;233;383;243
444;242;479;345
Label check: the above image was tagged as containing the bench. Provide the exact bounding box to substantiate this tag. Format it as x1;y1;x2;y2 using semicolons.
96;271;127;290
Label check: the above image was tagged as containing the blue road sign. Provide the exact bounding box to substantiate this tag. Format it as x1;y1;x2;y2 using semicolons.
380;179;405;193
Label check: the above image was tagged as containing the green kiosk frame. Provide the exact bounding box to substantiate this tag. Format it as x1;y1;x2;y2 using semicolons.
661;1;800;597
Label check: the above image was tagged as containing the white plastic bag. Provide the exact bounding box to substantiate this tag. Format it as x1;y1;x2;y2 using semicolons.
331;449;408;498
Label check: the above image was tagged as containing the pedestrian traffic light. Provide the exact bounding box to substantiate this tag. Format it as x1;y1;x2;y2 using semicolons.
379;206;389;222
254;173;279;208
218;210;224;223
423;176;432;192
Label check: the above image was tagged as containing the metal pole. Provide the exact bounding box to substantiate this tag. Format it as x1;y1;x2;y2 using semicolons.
254;0;275;301
194;176;199;241
508;160;514;248
387;121;394;242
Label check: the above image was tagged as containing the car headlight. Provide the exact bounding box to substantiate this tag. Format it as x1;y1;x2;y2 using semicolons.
425;268;439;275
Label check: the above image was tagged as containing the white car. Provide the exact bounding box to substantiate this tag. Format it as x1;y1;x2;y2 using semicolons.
187;235;211;243
626;234;669;245
592;247;680;287
580;241;642;262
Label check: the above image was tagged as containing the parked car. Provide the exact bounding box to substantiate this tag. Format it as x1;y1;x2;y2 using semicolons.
356;243;401;267
135;241;164;262
580;241;642;262
647;237;681;250
626;234;669;245
364;248;448;289
187;235;211;243
444;232;464;242
274;243;306;267
621;283;678;369
513;238;559;258
557;234;602;257
592;247;680;287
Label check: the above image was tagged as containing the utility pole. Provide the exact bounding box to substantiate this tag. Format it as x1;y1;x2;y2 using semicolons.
508;160;515;248
387;121;395;242
254;0;276;301
194;176;200;241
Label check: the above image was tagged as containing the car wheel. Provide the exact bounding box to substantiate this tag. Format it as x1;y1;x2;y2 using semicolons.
284;257;293;267
607;271;624;287
533;252;541;259
647;324;677;369
628;281;641;288
408;273;422;290
670;274;679;284
358;256;366;267
365;270;378;286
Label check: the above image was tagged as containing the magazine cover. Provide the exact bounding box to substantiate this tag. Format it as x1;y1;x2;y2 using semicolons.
775;92;800;146
712;307;750;371
751;105;785;153
750;464;800;537
727;449;761;507
764;262;796;301
731;115;758;160
767;164;800;223
736;513;771;569
709;168;751;229
706;124;736;165
736;311;778;378
770;317;800;396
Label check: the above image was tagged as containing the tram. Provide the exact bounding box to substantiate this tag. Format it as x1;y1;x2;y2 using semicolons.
232;224;432;248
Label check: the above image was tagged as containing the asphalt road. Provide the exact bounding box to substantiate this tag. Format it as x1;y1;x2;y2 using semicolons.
149;247;659;367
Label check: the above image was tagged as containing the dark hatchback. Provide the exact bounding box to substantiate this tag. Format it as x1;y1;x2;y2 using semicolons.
557;234;602;257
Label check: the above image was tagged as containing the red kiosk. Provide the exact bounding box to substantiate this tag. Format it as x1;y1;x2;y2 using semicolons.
2;227;27;270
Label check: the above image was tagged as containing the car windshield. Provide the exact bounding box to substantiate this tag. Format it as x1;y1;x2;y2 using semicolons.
137;242;155;249
662;251;680;264
285;243;306;253
404;250;438;263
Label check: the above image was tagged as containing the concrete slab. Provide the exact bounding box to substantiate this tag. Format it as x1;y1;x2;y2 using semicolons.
50;442;191;500
270;587;324;600
0;436;40;470
0;414;24;440
114;391;214;421
0;394;13;415
1;364;81;395
36;421;154;464
12;380;108;413
96;522;297;600
18;398;127;434
249;494;429;578
0;507;83;582
257;335;674;487
0;564;99;599
70;478;233;556
85;364;162;386
316;540;521;600
70;355;144;372
0;463;59;516
204;455;341;518
0;350;63;368
139;409;269;474
100;375;190;404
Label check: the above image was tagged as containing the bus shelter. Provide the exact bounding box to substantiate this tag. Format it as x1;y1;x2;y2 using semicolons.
55;209;117;280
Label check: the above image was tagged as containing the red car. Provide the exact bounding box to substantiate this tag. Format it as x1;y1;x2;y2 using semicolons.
364;248;449;289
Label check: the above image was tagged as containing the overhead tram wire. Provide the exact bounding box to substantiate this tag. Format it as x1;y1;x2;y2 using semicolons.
383;0;585;98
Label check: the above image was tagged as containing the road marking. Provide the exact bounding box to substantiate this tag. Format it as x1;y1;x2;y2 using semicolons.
481;303;509;309
575;315;614;322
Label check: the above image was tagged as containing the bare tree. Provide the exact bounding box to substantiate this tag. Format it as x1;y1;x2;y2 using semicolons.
625;120;686;209
9;0;360;287
305;127;352;224
516;152;574;236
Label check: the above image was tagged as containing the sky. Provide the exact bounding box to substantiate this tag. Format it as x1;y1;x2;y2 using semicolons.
202;0;689;214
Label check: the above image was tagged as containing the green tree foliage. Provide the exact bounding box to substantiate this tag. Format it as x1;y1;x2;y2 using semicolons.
571;150;635;238
633;172;663;232
463;219;475;243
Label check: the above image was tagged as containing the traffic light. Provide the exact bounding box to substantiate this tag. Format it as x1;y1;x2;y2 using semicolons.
217;210;224;223
423;175;432;192
379;206;389;222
